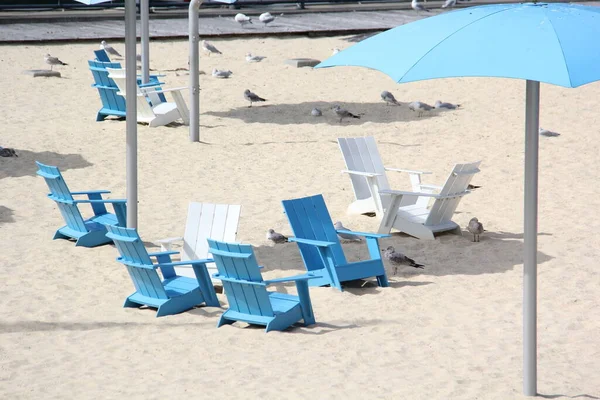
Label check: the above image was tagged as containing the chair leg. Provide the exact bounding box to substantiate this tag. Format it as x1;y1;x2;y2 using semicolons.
376;274;389;288
123;297;139;308
217;313;235;328
295;281;315;326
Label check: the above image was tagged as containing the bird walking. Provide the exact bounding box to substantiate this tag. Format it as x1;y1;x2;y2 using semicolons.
100;40;122;58
381;90;401;106
44;54;67;71
334;221;362;242
267;229;288;244
259;12;275;27
244;89;266;107
382;246;425;275
202;40;222;56
333;105;361;123
434;100;460;110
467;217;484;242
235;13;253;27
411;0;430;13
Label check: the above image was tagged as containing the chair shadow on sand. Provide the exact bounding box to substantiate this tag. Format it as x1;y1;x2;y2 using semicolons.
0;150;92;180
203;101;445;126
0;206;15;226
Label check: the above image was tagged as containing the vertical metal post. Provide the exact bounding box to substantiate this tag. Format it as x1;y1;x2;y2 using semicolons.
125;0;138;229
523;79;540;396
140;0;150;84
189;0;200;142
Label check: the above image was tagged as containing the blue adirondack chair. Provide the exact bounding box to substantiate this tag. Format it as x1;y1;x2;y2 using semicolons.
94;49;111;62
208;239;317;332
36;161;127;247
282;194;391;291
106;225;220;317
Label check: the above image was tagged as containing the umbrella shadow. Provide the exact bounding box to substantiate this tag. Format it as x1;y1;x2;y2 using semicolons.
0;206;15;226
0;319;214;333
203;101;442;125
0;150;92;180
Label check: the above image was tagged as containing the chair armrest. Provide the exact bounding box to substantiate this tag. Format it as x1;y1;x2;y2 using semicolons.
380;189;441;198
419;184;443;190
335;229;390;239
209;248;253;259
152;86;189;94
385;167;432;175
212;274;266;286
156;259;213;268
156;237;184;244
74;199;127;204
264;273;319;285
70;190;111;195
148;250;179;258
288;237;337;247
341;169;381;177
138;81;163;88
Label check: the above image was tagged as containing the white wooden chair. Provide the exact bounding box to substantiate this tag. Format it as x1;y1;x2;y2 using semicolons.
377;161;481;240
337;136;434;217
157;203;241;284
106;67;190;128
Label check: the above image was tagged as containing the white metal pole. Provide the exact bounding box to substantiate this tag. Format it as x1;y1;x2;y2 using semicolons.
523;79;540;396
140;0;150;84
189;0;200;142
126;0;138;229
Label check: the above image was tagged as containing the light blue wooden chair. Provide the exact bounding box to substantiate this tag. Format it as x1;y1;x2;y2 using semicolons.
282;194;390;291
106;225;220;317
36;161;127;247
208;239;317;332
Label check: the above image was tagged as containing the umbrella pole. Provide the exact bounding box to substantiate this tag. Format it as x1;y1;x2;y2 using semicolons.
140;0;150;84
125;0;138;229
524;79;539;396
189;0;200;142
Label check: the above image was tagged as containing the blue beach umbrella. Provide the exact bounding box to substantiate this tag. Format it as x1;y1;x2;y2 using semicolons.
316;3;600;396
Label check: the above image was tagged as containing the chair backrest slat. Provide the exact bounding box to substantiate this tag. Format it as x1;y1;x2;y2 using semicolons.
94;49;111;62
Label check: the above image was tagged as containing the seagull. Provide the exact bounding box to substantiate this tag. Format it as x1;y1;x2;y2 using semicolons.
381;90;401;106
434;100;460;109
202;40;222;56
244;89;266;107
467;217;484;242
100;40;122;58
334;221;362;242
382;246;425;275
411;0;430;13
442;0;457;8
333;105;361;123
44;54;67;71
539;128;561;137
212;69;233;79
408;101;434;117
332;48;341;55
246;53;267;63
259;12;275;27
235;13;253;27
311;108;322;117
267;229;288;244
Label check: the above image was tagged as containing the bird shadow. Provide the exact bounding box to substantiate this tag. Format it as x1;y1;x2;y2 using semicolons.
538;394;599;399
0;206;15;226
203;101;442;125
0;150;92;180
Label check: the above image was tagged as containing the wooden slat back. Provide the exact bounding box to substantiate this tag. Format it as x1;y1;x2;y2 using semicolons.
282;194;347;272
94;49;111;62
208;239;273;317
427;161;481;226
88;60;127;112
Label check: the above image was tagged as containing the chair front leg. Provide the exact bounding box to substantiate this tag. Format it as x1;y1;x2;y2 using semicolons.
155;253;176;279
86;193;108;216
294;280;315;326
112;202;127;228
377;194;404;234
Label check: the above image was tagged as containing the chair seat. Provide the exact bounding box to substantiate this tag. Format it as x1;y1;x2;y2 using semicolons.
396;205;430;223
163;276;199;298
153;101;178;116
268;292;300;315
88;212;119;229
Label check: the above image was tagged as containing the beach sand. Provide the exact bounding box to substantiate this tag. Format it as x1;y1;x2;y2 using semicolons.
1;37;599;399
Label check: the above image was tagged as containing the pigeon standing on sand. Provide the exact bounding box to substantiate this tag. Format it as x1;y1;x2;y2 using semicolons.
267;229;288;244
333;105;361;123
202;40;222;56
382;246;425;275
235;13;253;27
244;89;266;107
0;147;17;157
434;100;460;110
442;0;457;8
44;54;67;71
334;221;362;242
467;217;484;242
259;12;275;27
246;53;266;63
381;91;401;106
100;40;122;58
539;128;561;137
311;108;322;117
408;101;434;117
411;0;430;13
212;69;233;79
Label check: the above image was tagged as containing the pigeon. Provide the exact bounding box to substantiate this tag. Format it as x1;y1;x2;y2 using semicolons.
100;40;122;58
202;40;222;56
434;100;460;110
334;221;362;242
245;53;266;63
259;12;275;27
212;68;232;79
381;90;401;106
244;89;266;107
332;48;341;55
0;147;17;157
467;184;482;190
267;229;288;244
411;0;430;13
467;217;484;242
235;13;253;27
311;108;322;117
442;0;457;8
408;101;434;117
539;128;560;137
382;246;425;275
333;105;361;123
44;54;67;71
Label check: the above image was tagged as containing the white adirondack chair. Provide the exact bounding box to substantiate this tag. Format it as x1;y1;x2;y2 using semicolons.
377;161;481;240
337;136;434;216
106;67;190;128
157;203;241;284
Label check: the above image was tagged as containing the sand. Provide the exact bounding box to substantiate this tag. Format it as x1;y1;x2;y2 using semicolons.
1;37;599;399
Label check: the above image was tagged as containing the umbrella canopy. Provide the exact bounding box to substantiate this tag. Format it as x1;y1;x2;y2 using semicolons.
316;3;600;397
318;3;600;88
